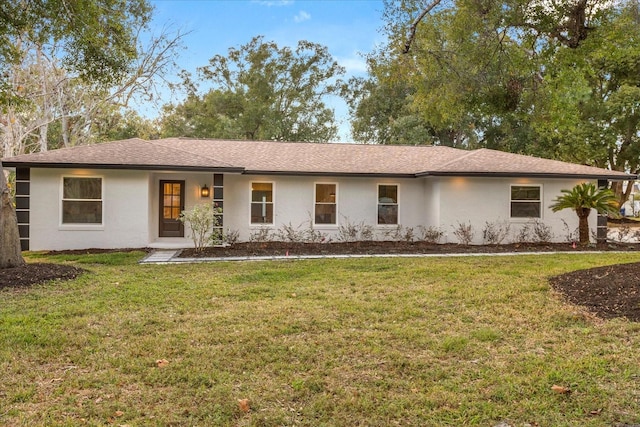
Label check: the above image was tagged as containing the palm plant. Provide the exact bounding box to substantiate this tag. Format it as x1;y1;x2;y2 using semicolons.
550;182;619;245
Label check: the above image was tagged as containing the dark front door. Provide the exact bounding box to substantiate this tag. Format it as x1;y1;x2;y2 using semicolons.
159;180;185;237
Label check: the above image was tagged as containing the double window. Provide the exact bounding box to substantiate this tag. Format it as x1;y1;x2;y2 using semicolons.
315;183;337;225
510;185;541;218
251;182;274;224
62;177;103;224
378;184;398;225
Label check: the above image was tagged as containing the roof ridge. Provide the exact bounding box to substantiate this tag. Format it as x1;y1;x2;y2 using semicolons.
146;138;239;169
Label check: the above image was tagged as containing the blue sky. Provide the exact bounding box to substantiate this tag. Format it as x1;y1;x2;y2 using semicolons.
147;0;387;141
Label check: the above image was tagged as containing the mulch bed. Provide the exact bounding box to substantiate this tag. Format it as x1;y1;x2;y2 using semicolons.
179;241;640;258
550;262;640;322
0;263;84;291
2;242;640;322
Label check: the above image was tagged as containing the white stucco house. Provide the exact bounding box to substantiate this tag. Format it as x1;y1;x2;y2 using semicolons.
2;138;635;251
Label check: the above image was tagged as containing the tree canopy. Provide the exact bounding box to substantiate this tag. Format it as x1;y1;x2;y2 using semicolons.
0;0;169;268
1;0;181;157
348;0;640;193
160;36;345;142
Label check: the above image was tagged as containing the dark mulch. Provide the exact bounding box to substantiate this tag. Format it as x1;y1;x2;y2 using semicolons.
179;241;640;258
0;263;85;291
550;262;640;322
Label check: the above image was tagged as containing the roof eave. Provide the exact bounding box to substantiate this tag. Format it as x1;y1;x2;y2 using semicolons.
417;171;638;180
1;161;245;173
242;170;417;178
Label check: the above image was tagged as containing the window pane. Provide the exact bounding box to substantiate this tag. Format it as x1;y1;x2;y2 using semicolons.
251;183;273;202
378;185;397;204
316;184;336;203
315;203;336;224
62;201;102;223
63;178;101;199
378;205;398;224
511;186;540;201
251;203;273;224
511;202;541;218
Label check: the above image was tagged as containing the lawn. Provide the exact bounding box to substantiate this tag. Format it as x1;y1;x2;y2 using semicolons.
1;252;640;426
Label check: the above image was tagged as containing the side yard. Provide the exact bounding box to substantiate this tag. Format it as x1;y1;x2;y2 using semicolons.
1;252;640;426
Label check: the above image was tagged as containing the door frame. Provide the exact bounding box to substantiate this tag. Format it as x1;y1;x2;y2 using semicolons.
159;180;185;237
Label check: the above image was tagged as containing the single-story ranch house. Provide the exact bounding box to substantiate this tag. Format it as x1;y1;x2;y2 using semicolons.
2;138;636;251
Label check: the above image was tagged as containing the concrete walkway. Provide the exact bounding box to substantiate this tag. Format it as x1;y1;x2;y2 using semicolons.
139;249;182;264
139;249;613;264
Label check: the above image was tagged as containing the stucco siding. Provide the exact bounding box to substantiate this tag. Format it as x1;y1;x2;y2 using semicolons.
221;175;428;242
436;176;593;244
30;169;150;250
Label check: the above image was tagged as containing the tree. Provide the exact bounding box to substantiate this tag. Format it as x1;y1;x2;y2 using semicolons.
354;0;639;168
0;0;163;268
161;36;345;142
550;182;619;245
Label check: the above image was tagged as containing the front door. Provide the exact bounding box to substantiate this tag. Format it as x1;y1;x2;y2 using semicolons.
159;180;185;237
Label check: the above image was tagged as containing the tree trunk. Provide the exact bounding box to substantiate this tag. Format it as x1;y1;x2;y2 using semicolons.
577;208;591;246
0;163;25;268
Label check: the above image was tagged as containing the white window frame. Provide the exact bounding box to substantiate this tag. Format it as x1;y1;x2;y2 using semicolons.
377;183;399;226
313;182;338;227
509;184;543;219
60;175;104;229
249;181;275;226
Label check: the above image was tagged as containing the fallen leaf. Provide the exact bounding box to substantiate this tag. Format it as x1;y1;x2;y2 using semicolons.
114;410;124;417
238;398;250;413
155;359;169;368
551;384;571;394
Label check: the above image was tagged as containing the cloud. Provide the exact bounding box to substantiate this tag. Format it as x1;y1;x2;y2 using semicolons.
294;10;311;23
337;56;368;75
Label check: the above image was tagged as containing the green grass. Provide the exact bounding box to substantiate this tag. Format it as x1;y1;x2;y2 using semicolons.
2;252;640;426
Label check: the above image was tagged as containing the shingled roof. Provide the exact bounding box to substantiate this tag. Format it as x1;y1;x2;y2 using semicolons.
2;137;636;180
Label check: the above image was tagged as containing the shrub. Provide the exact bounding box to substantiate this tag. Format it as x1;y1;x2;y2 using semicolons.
276;222;304;242
482;220;511;245
249;227;273;243
179;203;222;253
514;223;531;243
302;217;329;243
382;224;414;242
416;225;444;243
338;217;374;242
452;221;474;245
531;219;553;243
224;228;240;245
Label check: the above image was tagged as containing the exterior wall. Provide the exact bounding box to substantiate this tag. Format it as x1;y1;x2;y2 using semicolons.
435;176;594;244
27;168;601;250
222;175;432;242
30;168;150;250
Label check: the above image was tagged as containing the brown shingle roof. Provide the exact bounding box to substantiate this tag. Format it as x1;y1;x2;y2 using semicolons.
2;138;636;180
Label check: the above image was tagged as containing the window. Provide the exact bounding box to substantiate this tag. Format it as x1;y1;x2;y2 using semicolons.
62;177;102;224
251;182;273;224
378;184;398;225
315;183;337;225
510;185;541;218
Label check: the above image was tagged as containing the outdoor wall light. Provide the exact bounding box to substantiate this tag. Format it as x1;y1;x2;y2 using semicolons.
200;184;210;198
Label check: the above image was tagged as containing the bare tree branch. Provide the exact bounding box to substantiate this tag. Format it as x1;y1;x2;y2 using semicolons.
403;0;443;54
